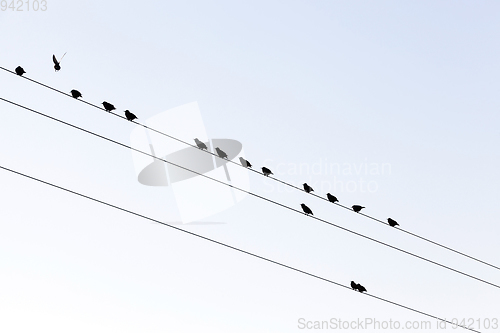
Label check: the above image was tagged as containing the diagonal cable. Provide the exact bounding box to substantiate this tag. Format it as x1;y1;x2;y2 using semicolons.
1;95;499;291
1;65;497;271
0;163;483;333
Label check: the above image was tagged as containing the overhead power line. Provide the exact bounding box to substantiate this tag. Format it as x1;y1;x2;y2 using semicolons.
1;65;497;272
1;96;499;291
0;163;483;333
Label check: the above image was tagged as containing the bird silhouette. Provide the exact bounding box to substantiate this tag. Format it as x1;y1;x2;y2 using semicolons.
52;53;66;71
387;218;399;227
262;167;273;176
301;203;313;215
70;90;82;99
15;66;26;76
102;101;116;112
327;193;339;203
239;157;252;168
124;110;138;121
303;183;314;193
194;138;208;150
352;205;365;213
215;147;228;159
356;283;367;293
350;281;358;291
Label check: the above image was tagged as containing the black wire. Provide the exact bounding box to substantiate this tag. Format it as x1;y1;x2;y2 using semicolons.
1;96;499;292
0;164;483;333
2;65;497;272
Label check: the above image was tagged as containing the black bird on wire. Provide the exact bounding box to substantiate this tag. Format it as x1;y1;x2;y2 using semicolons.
70;90;82;99
15;66;26;76
102;101;116;112
194;138;208;150
356;283;367;293
52;53;66;71
303;183;314;193
301;203;313;216
215;147;228;159
124;110;138;121
352;205;365;213
350;281;358;291
239;157;252;168
262;167;273;176
387;218;399;227
326;193;339;203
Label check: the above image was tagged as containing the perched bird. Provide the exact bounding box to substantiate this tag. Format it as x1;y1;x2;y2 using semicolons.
300;203;313;216
387;218;399;227
52;53;66;71
215;147;228;159
102;101;116;112
70;90;82;99
194;138;208;150
303;183;314;193
327;193;339;203
356;283;367;293
262;167;273;176
15;66;26;76
352;205;365;213
124;110;137;121
239;157;252;168
350;281;358;291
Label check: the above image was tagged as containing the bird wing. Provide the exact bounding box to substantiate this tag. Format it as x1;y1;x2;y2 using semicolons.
53;54;58;65
59;52;67;63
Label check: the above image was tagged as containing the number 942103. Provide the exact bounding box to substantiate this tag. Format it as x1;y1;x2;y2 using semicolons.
1;0;47;11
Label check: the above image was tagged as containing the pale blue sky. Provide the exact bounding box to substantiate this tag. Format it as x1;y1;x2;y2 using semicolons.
1;1;499;332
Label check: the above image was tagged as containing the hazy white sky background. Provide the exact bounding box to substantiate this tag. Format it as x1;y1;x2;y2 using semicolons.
1;1;500;332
